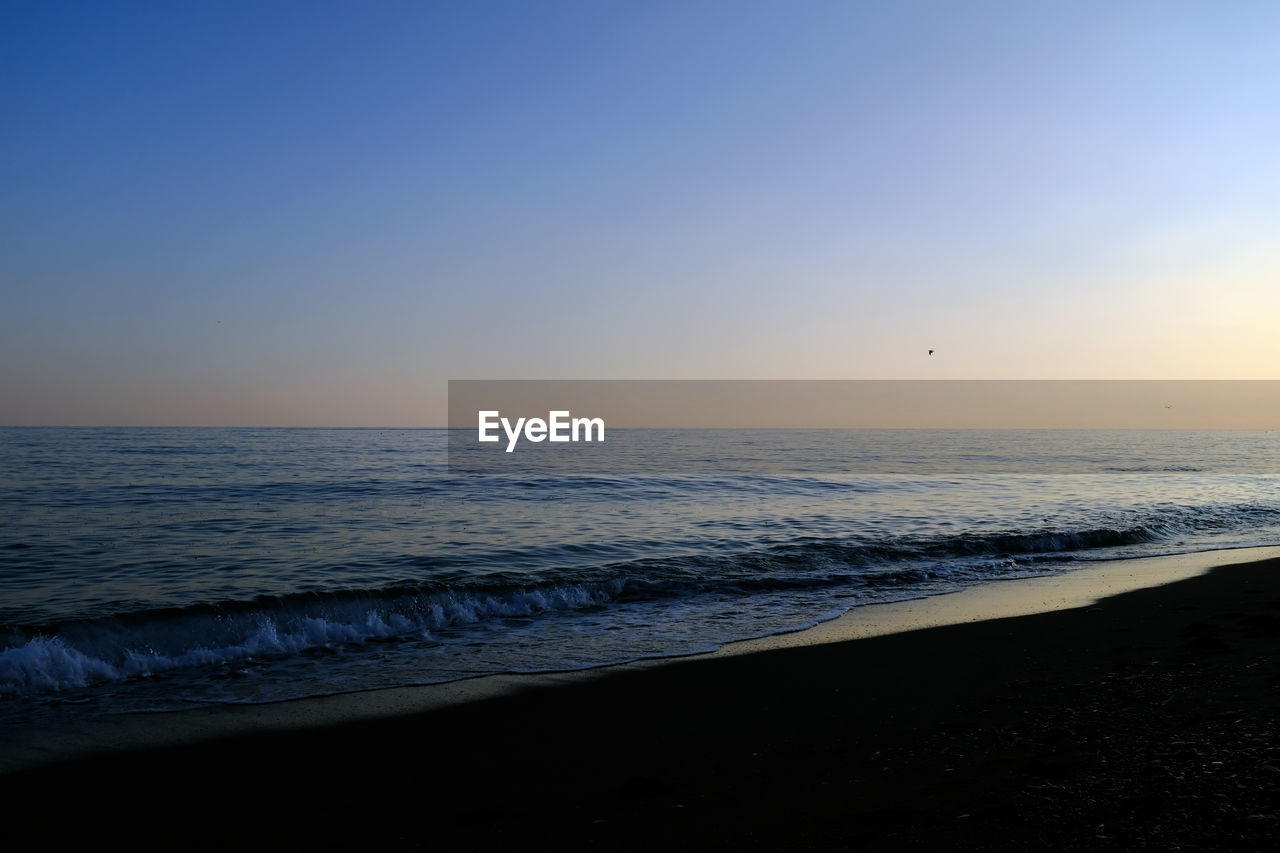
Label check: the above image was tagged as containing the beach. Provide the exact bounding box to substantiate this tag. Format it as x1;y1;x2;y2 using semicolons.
8;3;1280;848
4;553;1279;851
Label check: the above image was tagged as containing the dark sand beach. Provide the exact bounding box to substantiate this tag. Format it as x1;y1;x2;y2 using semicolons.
5;556;1280;851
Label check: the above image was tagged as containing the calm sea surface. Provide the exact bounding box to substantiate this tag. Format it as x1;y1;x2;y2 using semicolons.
2;428;1278;721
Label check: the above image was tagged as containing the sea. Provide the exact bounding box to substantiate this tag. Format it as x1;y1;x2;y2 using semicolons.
2;427;1278;726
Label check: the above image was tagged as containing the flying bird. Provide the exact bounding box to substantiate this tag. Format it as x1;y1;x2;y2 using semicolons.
928;349;934;356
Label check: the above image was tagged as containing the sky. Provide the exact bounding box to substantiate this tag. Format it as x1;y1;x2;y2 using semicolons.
3;1;1278;426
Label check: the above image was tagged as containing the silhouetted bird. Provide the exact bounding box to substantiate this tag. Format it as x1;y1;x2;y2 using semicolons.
928;350;934;356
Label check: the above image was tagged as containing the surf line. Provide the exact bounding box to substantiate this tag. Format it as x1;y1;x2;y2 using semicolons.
478;411;605;452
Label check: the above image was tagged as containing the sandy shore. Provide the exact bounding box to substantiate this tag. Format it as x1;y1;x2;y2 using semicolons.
5;550;1280;850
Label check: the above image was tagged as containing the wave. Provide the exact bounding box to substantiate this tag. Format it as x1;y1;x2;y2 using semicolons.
0;515;1214;698
0;580;625;695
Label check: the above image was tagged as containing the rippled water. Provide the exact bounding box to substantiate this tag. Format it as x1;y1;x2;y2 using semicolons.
1;427;1278;719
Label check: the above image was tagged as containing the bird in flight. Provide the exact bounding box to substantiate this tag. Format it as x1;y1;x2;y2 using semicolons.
928;349;934;356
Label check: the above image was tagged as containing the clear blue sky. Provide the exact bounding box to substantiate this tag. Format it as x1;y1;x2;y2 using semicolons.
3;1;1278;425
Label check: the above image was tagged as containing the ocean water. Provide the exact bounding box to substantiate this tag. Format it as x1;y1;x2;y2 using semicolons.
2;427;1278;722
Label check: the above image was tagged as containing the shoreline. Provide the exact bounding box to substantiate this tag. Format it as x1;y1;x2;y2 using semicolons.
5;545;1280;778
711;543;1280;656
4;546;1280;848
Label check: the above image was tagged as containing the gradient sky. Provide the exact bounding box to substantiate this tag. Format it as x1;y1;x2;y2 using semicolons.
3;1;1278;426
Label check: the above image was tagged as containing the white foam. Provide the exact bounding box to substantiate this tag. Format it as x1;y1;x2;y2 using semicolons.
0;580;626;696
0;635;120;692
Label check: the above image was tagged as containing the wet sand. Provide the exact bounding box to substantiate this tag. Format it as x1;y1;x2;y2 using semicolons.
4;553;1280;850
